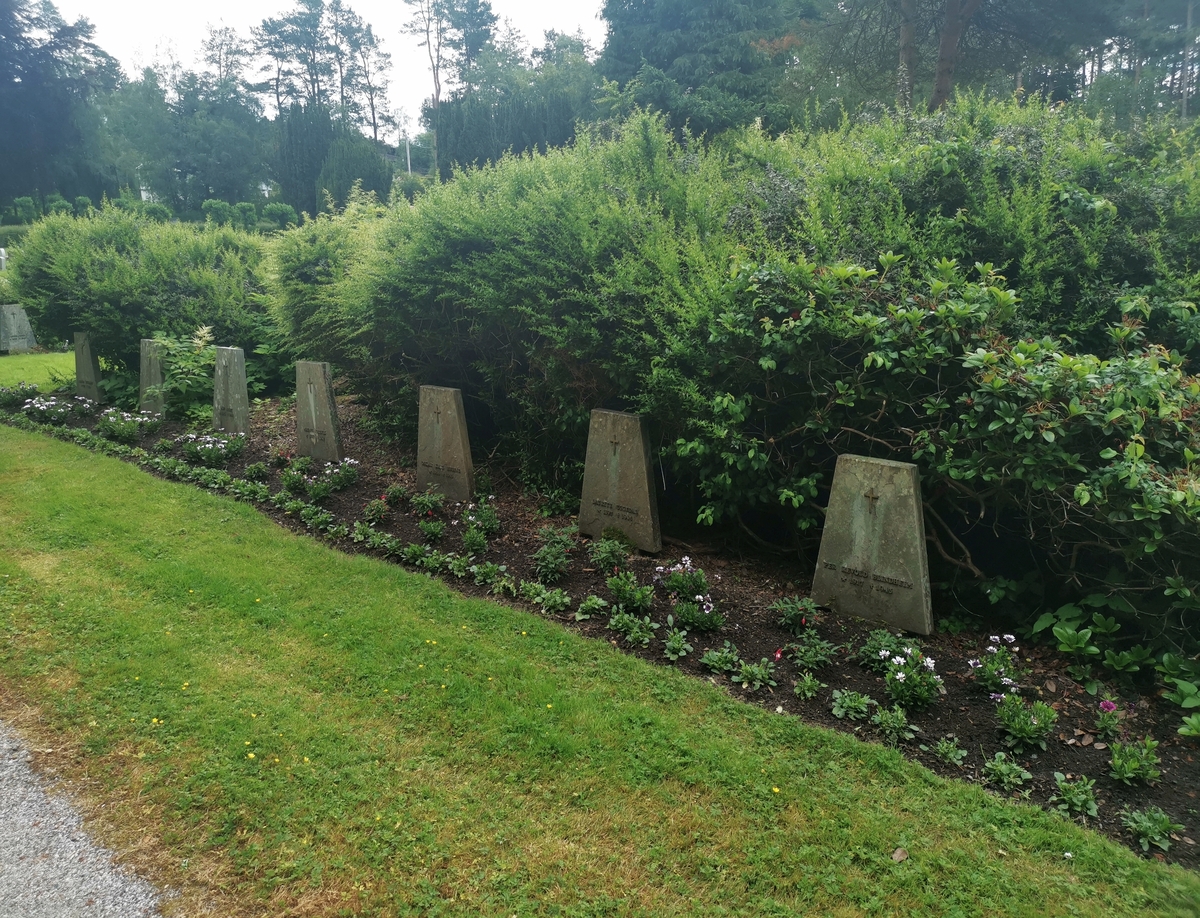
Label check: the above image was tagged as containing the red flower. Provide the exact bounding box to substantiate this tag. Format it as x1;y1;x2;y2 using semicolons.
774;647;783;662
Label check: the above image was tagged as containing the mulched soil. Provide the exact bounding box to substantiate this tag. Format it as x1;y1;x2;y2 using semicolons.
19;393;1200;869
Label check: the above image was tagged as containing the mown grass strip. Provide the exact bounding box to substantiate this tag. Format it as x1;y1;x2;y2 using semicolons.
0;424;1197;918
0;351;74;389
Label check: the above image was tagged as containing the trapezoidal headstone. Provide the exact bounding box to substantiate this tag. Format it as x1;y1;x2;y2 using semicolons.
212;346;249;435
578;409;661;553
416;386;474;502
139;339;165;415
0;305;37;353
74;332;103;403
296;360;342;462
811;454;932;635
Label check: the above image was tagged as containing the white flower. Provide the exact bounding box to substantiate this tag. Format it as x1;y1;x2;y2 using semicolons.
923;658;936;671
986;646;999;654
989;635;1001;643
968;659;981;668
894;672;906;682
903;646;914;656
1003;634;1016;643
891;656;905;666
878;649;890;659
1063;852;1073;859
775;705;784;714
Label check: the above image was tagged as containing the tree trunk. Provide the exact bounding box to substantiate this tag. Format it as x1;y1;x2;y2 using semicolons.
1185;1;1195;119
928;0;984;112
897;0;918;110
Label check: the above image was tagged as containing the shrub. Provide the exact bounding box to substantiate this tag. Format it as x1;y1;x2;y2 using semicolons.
531;527;575;584
671;597;726;632
461;526;487;555
176;433;246;468
575;595;609;621
13;208;278;387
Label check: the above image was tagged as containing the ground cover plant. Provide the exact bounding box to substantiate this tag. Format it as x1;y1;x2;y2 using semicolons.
5;424;1200;917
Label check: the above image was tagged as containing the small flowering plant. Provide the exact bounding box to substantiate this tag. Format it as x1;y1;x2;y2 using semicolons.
966;634;1026;694
362;497;389;525
996;693;1058;752
1095;696;1122;740
176;432;246;468
0;381;39;409
657;556;723;632
94;407;162;444
22;395;96;425
882;645;943;710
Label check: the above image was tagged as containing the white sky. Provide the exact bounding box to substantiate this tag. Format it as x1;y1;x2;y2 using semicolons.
53;0;608;144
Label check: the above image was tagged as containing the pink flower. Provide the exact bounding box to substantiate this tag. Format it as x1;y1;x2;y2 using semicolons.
1099;700;1117;713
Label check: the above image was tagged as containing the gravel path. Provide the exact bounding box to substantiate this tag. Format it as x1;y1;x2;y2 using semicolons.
0;722;163;918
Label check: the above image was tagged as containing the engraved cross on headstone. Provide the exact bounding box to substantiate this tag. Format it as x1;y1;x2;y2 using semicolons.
610;435;621;453
865;487;880;515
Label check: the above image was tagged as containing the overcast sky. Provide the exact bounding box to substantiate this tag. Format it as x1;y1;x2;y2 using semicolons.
53;0;608;143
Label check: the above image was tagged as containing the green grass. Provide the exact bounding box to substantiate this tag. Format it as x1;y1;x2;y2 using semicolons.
0;424;1197;918
0;351;73;389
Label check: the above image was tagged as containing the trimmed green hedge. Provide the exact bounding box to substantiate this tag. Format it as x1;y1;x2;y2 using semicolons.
11;207;274;373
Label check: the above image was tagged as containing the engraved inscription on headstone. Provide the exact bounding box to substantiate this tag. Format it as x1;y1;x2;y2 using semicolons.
139;339;165;415
811;454;932;635
212;346;249;435
578;409;662;553
0;305;37;353
416;386;474;502
74;332;103;403
296;360;342;462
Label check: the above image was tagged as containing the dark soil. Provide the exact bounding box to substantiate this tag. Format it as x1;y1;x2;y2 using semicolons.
25;394;1200;869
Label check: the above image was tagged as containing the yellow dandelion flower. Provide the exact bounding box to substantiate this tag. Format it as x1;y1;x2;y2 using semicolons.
546;704;553;709
247;753;255;759
773;787;780;794
245;741;251;745
304;757;309;763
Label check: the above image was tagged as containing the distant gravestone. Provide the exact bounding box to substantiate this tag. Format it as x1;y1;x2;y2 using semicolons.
578;409;662;553
811;454;932;635
416;386;474;502
73;332;103;403
0;305;37;353
139;339;165;415
212;346;249;435
0;248;7;271
296;360;342;462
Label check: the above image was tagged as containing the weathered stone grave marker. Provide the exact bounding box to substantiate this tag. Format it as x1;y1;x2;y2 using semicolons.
74;332;103;403
0;248;7;271
578;409;661;553
296;360;342;462
416;386;474;502
0;305;37;353
139;339;165;415
212;346;249;435
811;454;932;635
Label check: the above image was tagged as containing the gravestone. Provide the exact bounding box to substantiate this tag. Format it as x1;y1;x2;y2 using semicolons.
811;454;932;635
73;332;103;403
139;339;165;415
578;409;662;553
0;305;37;353
0;248;7;271
416;386;474;502
212;346;249;435
296;360;342;462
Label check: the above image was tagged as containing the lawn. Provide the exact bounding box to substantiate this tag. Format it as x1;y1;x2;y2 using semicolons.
0;350;74;389
0;423;1197;917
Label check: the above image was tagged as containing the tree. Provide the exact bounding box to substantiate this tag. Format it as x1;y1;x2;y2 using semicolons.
351;24;394;142
276;102;336;216
0;0;120;208
202;25;252;87
315;131;393;206
403;0;451;166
